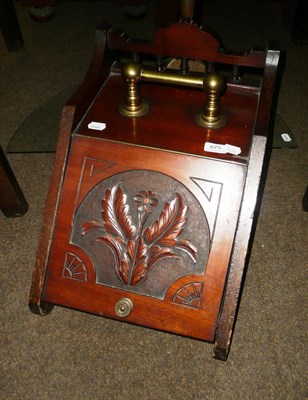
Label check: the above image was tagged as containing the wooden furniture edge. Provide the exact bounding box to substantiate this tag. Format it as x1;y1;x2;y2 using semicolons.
29;24;113;315
254;46;281;137
28;105;75;315
213;135;267;360
213;46;281;360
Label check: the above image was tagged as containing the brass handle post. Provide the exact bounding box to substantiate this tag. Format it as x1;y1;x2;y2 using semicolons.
196;72;227;129
119;62;149;117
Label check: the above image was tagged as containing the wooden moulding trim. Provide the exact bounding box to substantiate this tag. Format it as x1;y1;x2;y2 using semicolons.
213;135;267;361
29;105;75;315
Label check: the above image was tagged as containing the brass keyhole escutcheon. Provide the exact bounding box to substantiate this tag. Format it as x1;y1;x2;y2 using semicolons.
115;298;133;318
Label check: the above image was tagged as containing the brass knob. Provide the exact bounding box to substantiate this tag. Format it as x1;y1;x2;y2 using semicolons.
196;72;226;129
115;298;133;318
119;62;149;117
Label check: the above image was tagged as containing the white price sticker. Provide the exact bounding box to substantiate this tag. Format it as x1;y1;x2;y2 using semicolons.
204;142;227;154
88;121;107;131
225;144;242;155
204;142;241;155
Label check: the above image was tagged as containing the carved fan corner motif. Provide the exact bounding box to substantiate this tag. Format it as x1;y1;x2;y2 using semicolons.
63;252;88;282
173;282;204;309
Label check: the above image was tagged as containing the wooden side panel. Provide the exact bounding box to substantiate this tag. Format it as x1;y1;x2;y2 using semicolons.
29;25;114;315
29;106;75;315
214;135;267;360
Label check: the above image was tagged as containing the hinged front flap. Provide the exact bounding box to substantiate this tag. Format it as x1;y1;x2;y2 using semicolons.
42;135;246;341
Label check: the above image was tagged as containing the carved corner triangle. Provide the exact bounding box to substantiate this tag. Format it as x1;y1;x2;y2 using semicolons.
89;159;116;177
190;177;222;239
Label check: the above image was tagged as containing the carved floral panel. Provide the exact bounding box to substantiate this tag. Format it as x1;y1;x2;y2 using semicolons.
71;169;211;299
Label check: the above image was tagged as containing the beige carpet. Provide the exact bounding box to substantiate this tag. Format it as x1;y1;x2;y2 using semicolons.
0;1;307;399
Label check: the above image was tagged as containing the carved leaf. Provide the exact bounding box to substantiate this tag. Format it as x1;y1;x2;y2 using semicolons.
130;238;148;285
144;194;187;247
82;184;197;287
126;239;136;264
118;239;134;284
95;235;122;281
135;238;148;265
148;245;179;270
119;257;130;284
101;185;136;243
81;218;104;237
130;259;147;285
175;239;197;263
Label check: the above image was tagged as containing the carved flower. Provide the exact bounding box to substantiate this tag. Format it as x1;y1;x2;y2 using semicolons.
82;184;197;286
134;191;158;213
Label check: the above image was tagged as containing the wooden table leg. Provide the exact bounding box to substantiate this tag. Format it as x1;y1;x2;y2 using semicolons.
0;146;28;217
0;0;24;51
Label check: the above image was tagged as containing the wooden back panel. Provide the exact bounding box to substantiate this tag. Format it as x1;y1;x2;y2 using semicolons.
108;22;267;68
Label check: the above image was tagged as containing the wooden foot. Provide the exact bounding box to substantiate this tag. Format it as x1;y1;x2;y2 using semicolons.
29;300;54;316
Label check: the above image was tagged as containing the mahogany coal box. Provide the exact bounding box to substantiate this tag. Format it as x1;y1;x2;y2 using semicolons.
29;21;280;360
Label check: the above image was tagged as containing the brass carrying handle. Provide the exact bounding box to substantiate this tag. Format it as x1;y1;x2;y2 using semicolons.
119;62;226;129
141;68;204;89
